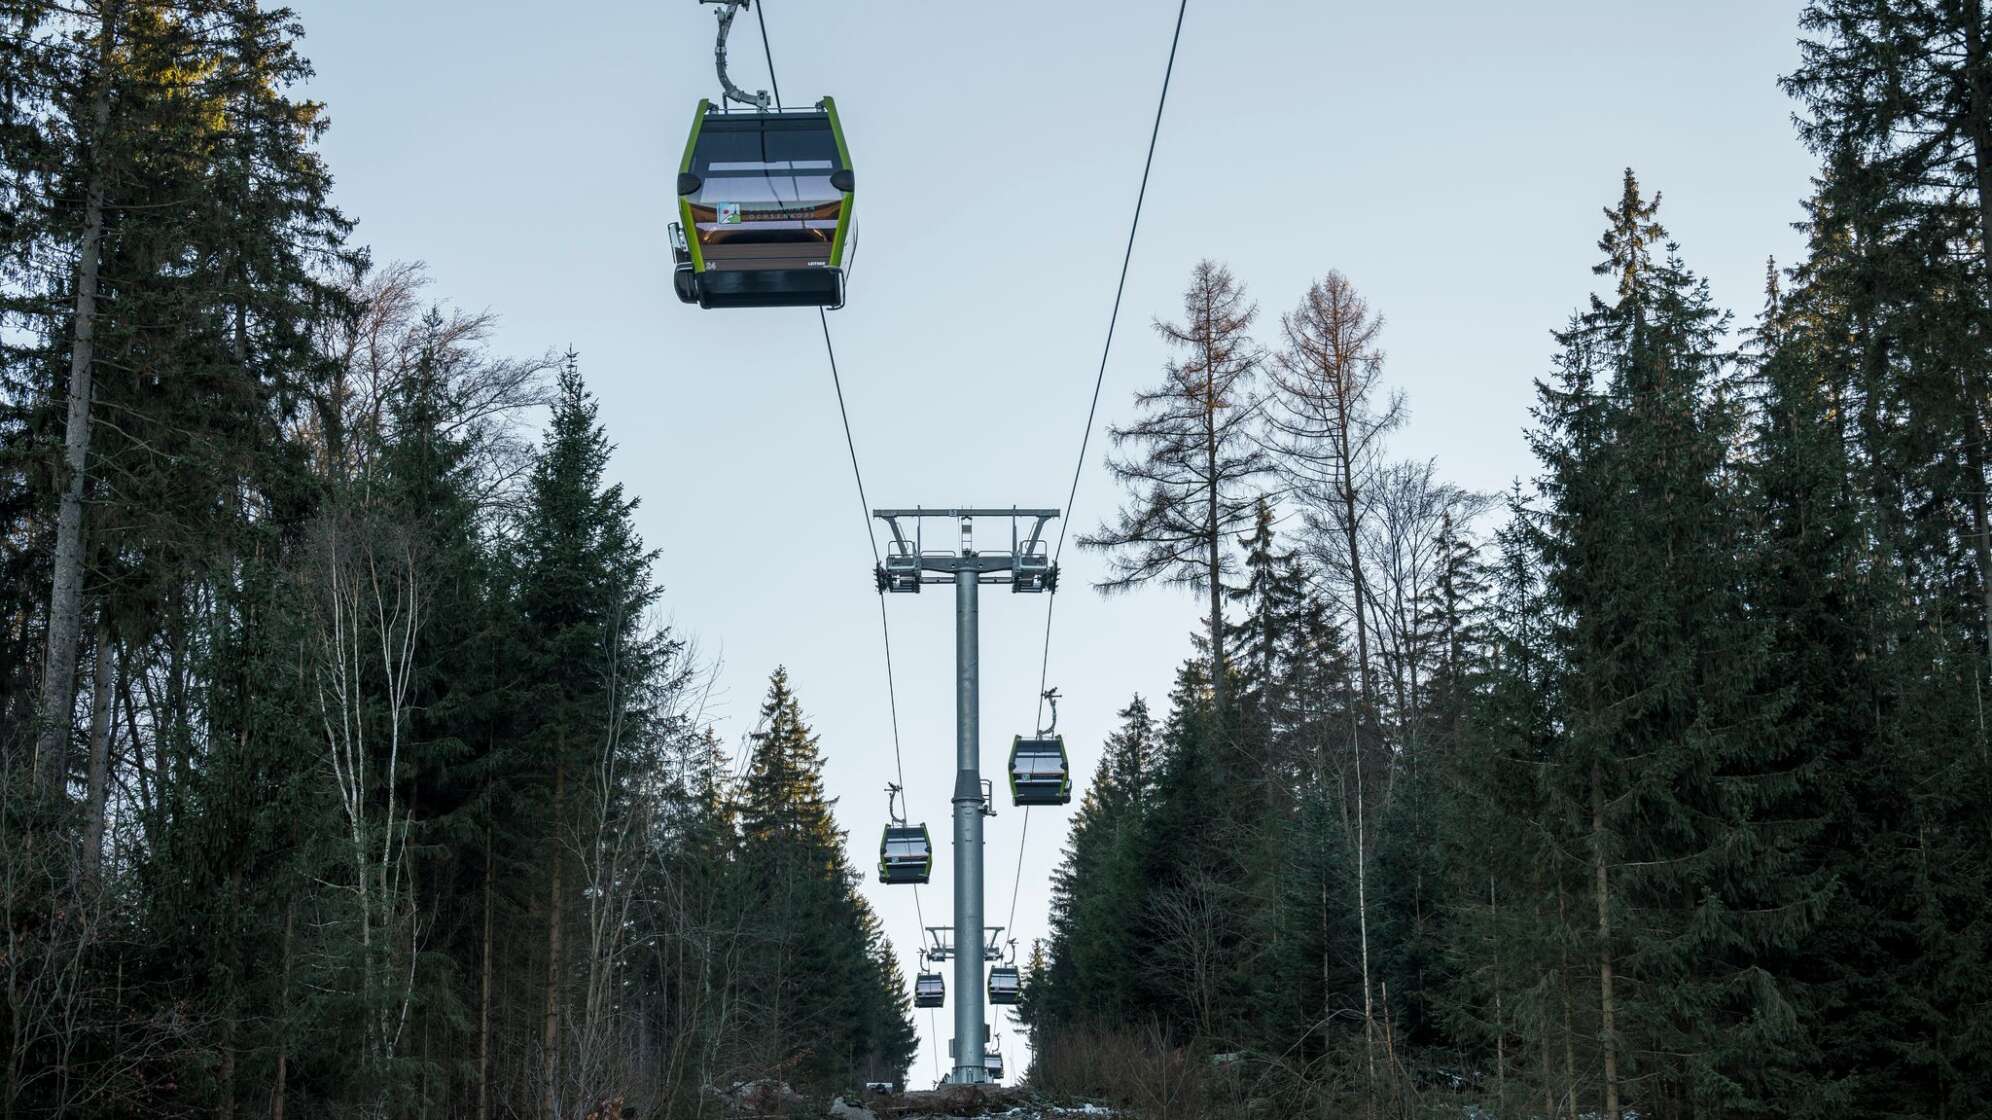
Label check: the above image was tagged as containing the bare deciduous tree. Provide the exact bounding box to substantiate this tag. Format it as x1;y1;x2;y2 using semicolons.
1145;869;1228;1042
1263;271;1401;1118
1082;260;1273;704
305;261;557;507
568;615;702;1114
303;507;424;1118
2;752;200;1120
1265;272;1402;733
1360;459;1493;758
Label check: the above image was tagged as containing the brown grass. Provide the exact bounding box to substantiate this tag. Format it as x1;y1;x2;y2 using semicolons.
1028;1023;1225;1120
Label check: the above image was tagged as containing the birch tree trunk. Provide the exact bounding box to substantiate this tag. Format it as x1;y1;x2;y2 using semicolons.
1335;384;1381;1120
577;645;645;1107
1556;880;1580;1120
312;515;422;1117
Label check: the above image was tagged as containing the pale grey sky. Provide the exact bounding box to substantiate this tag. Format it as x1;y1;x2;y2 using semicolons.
292;0;1818;1082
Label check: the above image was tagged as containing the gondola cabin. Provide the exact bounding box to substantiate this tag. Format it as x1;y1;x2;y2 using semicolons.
1008;736;1072;806
914;972;945;1008
672;98;854;309
878;824;933;885
984;1049;1005;1081
987;965;1021;1005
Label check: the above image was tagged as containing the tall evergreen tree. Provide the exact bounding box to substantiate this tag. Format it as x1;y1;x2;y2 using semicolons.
731;668;916;1093
1787;2;1992;653
1038;695;1157;1034
1784;15;1992;1111
1442;485;1567;1118
513;357;663;1118
1127;658;1260;1042
1524;172;1822;1119
1226;498;1307;754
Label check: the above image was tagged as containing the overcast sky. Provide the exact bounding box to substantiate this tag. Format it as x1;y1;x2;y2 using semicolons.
289;0;1819;1082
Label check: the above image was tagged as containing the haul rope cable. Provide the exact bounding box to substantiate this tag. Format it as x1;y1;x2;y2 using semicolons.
747;2;938;1079
990;0;1190;1050
824;291;938;1081
1005;0;1194;951
750;0;1192;1078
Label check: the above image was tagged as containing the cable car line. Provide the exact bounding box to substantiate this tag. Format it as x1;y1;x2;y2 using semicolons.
751;0;930;1009
742;6;942;1074
1022;0;1192;745
1004;807;1030;936
995;0;1194;991
753;0;782;108
820;310;879;571
814;306;914;807
688;0;1191;1078
820;310;938;922
1050;0;1191;565
822;294;932;922
744;2;809;218
823;198;945;1085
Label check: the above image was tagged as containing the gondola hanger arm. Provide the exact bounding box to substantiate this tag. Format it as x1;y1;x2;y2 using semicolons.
700;0;772;110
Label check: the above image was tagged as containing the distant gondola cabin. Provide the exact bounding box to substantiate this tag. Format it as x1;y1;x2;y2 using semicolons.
988;965;1022;1005
1008;736;1072;806
878;824;933;885
914;972;945;1008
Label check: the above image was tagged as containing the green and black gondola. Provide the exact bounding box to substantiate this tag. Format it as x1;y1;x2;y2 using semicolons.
1008;735;1072;806
878;823;933;885
914;971;945;1008
987;965;1021;1005
671;97;854;309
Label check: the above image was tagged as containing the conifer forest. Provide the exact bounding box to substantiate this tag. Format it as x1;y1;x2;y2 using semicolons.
3;1;1992;1119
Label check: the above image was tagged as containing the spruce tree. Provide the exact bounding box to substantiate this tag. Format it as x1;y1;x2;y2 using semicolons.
731;668;915;1093
1039;695;1157;1033
1787;3;1992;654
1524;172;1822;1119
1126;657;1258;1041
513;357;663;1116
1225;497;1308;772
1760;176;1992;1116
1441;486;1564;1117
1785;17;1992;1109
